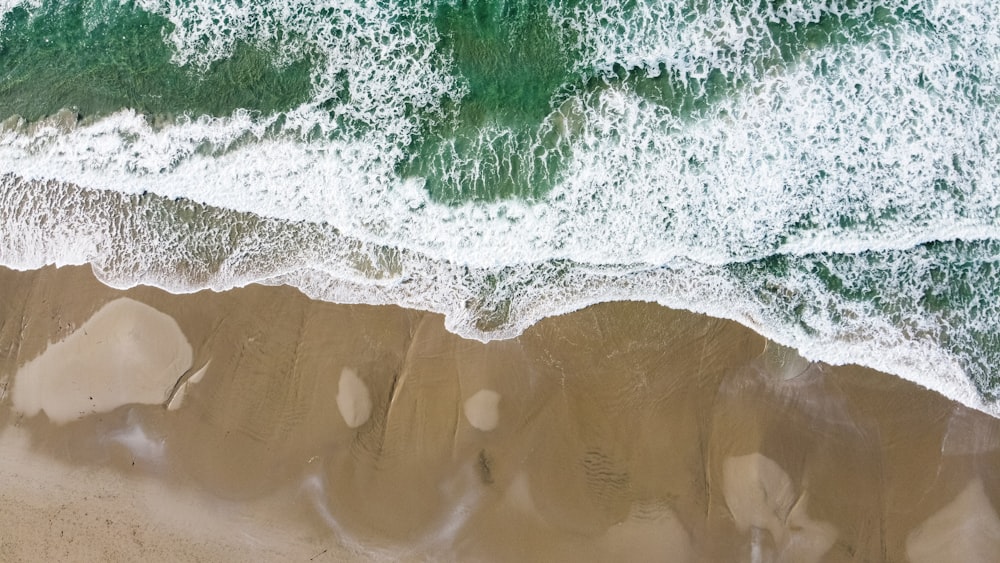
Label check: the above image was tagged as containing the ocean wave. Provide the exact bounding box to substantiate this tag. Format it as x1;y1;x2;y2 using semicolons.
2;1;997;263
1;175;998;416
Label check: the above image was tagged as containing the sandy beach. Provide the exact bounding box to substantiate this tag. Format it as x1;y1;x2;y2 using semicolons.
1;264;999;561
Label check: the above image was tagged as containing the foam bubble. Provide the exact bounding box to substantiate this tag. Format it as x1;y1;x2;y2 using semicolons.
0;0;38;25
2;6;997;268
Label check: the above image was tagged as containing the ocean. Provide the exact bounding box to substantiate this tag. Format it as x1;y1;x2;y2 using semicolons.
0;0;997;412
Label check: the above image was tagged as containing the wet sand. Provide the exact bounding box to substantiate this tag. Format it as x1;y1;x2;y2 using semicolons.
1;265;999;561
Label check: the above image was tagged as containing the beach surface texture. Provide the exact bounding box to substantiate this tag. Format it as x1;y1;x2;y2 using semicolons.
1;266;999;560
1;0;999;559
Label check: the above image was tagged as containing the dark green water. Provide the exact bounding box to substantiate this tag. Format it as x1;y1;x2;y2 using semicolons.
399;0;578;202
2;0;928;201
729;240;1000;400
0;0;312;120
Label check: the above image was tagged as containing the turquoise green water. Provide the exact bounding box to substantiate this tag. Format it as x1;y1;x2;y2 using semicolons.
729;240;1000;399
399;0;578;202
0;0;312;120
2;0;929;201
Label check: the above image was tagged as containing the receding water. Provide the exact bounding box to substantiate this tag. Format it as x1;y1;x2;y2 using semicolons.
0;0;998;414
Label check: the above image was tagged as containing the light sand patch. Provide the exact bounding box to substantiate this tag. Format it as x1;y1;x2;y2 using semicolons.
907;479;1000;562
722;453;837;563
337;367;372;428
601;503;693;562
12;298;192;424
464;389;501;431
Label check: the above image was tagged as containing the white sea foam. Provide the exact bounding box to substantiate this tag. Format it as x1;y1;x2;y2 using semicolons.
1;174;997;416
0;0;34;21
2;2;996;266
1;0;999;415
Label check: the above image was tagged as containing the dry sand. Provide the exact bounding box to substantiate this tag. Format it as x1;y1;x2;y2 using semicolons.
1;265;999;561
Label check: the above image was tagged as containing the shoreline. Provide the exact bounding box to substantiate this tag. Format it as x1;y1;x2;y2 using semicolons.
1;172;995;419
2;264;1000;560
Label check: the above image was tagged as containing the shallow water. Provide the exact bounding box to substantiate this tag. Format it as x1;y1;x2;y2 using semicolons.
0;2;998;420
2;265;1000;561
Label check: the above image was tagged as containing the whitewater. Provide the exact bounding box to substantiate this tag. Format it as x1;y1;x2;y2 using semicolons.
1;0;998;413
